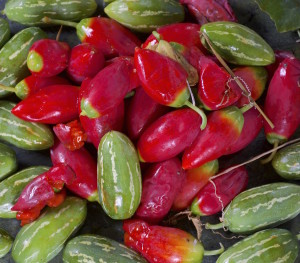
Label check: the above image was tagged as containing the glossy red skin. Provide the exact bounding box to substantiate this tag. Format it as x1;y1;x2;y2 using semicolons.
124;219;203;263
192;166;248;216
21;75;69;99
80;59;132;116
50;142;98;201
126;87;169;141
134;48;188;106
79;101;124;148
12;85;79;124
181;46;205;70
226;108;263;155
182;109;242;169
53;120;87;151
180;0;236;25
28;39;70;77
67;43;105;84
138;109;202;163
142;23;206;53
172;160;218;211
265;50;294;80
135;158;185;223
263;57;300;143
198;56;241;110
81;17;141;58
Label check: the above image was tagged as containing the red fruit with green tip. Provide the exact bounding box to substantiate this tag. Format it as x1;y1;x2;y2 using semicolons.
264;57;300;145
172;160;219;211
135;157;185;223
198;56;241;110
126;87;169;141
67;43;105;84
190;166;248;216
27;39;70;77
137;109;202;163
182;106;244;169
233;66;268;107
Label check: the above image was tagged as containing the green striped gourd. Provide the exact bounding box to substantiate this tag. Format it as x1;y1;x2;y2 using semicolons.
272;142;300;180
0;142;17;181
12;196;87;263
97;131;142;219
217;228;299;263
206;182;300;234
0;18;10;49
104;0;185;33
200;21;275;66
63;234;148;263
0;101;54;150
0;228;13;258
4;0;97;26
0;166;49;218
0;27;47;98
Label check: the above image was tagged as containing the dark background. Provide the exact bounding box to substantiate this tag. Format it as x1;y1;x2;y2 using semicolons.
0;0;299;262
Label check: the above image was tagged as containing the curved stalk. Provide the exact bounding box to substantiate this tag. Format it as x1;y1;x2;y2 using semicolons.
205;222;224;230
0;84;15;93
240;103;254;114
184;100;207;130
42;17;77;28
204;243;224;256
261;140;279;164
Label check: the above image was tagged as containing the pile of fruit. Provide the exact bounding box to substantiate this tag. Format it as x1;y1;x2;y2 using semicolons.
0;0;299;262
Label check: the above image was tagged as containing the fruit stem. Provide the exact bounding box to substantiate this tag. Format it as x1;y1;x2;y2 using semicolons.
0;84;15;93
205;222;223;230
260;140;279;164
152;31;162;42
124;90;135;99
204;243;224;256
201;32;274;129
42;17;77;28
185;100;207;130
56;25;63;41
240;103;254;113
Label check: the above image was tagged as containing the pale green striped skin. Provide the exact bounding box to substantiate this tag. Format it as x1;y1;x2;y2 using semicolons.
217;228;299;263
0;142;17;181
0;18;10;49
0;166;49;218
272;142;300;180
0;228;13;258
200;21;275;66
0;27;47;98
222;183;300;234
98;131;142;219
12;197;87;263
4;0;97;26
104;0;185;33
0;101;54;150
63;234;148;263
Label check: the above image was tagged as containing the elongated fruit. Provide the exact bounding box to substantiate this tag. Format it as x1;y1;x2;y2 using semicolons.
12;197;87;263
0;101;54;150
98;131;142;219
104;0;185;33
0;27;47;98
200;21;275;65
0;18;10;49
272;142;300;180
0;228;13;258
0;166;49;218
206;182;300;234
217;228;299;263
63;234;147;263
0;142;17;181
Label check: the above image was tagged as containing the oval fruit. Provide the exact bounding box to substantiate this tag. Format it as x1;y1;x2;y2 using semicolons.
0;142;17;181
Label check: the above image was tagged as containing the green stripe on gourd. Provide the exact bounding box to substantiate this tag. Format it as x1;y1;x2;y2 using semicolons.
63;234;148;263
200;21;275;66
272;142;300;180
0;27;47;98
104;0;185;33
206;182;300;234
0;142;17;181
217;228;299;263
0;18;10;49
98;131;142;220
0;101;54;150
4;0;97;26
0;228;13;258
0;166;49;218
12;196;87;263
